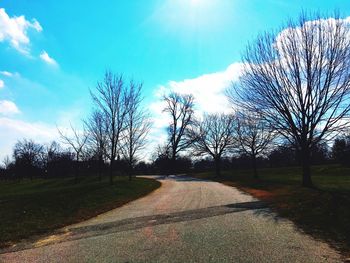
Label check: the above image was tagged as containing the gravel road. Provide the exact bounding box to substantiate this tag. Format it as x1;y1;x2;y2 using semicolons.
0;175;343;262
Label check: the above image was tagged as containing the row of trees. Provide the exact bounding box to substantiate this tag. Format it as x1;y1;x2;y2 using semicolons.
1;132;344;180
158;13;350;187
157;91;337;179
58;72;151;184
0;72;151;184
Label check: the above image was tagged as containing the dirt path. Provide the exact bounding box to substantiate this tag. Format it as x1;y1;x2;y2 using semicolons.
0;175;343;262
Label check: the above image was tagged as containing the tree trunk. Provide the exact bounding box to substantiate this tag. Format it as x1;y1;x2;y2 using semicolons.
98;155;102;181
252;154;258;179
128;160;132;181
301;147;313;187
74;156;79;184
109;158;114;185
171;155;176;175
215;157;221;178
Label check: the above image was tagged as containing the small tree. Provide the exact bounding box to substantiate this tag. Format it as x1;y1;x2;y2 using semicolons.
235;111;274;178
190;113;235;177
13;139;45;180
163;92;194;173
121;81;151;180
2;155;12;170
58;124;88;183
331;135;350;165
85;110;108;181
44;141;61;177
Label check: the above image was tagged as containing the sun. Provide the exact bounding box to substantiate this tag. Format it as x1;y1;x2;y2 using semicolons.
190;0;202;6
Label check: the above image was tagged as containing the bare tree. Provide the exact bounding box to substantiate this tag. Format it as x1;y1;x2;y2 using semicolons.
2;155;12;170
229;13;350;187
163;92;194;173
151;143;171;176
121;81;151;180
190;113;235;177
13;139;45;180
85;110;107;181
45;141;61;163
44;141;61;177
235;111;275;178
58;124;88;183
90;71;129;184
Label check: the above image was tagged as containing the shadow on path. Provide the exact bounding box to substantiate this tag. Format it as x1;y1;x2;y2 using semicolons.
1;201;268;254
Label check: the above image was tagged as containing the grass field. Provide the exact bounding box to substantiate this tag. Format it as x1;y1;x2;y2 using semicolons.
191;165;350;255
0;176;160;248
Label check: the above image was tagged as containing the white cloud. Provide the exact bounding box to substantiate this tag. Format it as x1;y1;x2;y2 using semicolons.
0;79;4;89
40;50;58;66
147;62;243;157
150;62;242;128
0;100;20;115
0;71;13;77
0;117;59;161
0;8;42;54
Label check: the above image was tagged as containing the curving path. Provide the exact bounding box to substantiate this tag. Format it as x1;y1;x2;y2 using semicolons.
0;175;343;262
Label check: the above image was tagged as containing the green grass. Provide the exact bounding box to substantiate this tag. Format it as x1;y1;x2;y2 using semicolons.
191;165;350;256
0;176;160;247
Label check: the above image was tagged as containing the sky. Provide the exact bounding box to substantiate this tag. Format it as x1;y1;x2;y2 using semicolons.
1;0;350;161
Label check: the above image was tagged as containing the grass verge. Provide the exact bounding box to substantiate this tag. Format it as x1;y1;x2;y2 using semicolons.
0;176;160;248
190;165;350;256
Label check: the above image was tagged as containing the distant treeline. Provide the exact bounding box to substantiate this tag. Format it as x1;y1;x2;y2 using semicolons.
1;135;350;181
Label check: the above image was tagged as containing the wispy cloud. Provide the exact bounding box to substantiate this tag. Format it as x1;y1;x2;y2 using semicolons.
0;71;13;77
0;100;20;115
0;79;4;89
0;8;42;54
40;50;58;66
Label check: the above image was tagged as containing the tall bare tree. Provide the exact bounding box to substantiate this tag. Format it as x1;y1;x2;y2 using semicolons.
58;124;88;183
85;110;107;181
229;13;350;187
121;81;151;180
235;111;274;178
190;113;235;177
90;71;129;184
163;92;194;173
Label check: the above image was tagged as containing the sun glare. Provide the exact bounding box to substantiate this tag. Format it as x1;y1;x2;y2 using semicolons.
151;0;228;34
190;0;202;6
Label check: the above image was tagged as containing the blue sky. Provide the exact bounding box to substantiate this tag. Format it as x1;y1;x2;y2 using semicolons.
1;0;350;160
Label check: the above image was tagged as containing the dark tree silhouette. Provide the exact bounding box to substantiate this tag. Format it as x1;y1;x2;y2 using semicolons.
151;144;172;175
44;141;62;177
163;92;194;173
235;111;274;178
2;155;12;170
229;13;350;187
90;71;129;184
85;110;108;181
58;124;88;183
121;81;151;180
190;113;235;177
13;139;45;180
331;135;350;165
